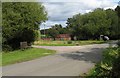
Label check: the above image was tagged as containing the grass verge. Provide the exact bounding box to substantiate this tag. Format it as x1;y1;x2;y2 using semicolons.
34;40;105;46
2;48;56;66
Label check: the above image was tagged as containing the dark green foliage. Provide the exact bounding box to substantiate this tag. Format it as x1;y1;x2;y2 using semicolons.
2;44;13;52
115;6;120;39
41;24;69;40
112;55;120;77
0;1;2;52
117;40;120;47
2;2;47;51
115;6;120;17
47;28;59;40
67;41;72;44
88;47;120;78
66;8;120;40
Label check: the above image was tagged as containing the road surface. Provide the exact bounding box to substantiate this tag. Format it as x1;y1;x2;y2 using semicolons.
2;43;111;76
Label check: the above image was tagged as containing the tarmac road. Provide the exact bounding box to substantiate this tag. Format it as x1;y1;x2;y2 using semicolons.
2;43;110;76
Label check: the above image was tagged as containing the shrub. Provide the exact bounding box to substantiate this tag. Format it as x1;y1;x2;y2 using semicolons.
2;45;13;52
67;41;72;44
112;56;120;77
111;48;120;77
2;2;47;51
117;40;120;47
88;47;120;77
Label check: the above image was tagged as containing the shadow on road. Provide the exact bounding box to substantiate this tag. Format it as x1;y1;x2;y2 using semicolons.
60;48;105;63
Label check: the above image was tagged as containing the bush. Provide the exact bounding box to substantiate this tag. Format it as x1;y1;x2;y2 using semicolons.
67;41;72;44
112;56;120;77
2;45;13;52
117;40;120;47
88;47;120;77
2;29;36;51
2;2;47;51
111;48;120;77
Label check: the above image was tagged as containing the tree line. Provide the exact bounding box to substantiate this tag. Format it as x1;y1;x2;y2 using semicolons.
40;24;68;40
43;6;120;40
66;7;120;40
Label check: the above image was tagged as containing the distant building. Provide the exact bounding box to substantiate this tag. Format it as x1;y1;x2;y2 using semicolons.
55;34;71;40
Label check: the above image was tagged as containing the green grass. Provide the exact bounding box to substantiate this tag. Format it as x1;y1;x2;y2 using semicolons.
34;40;105;46
39;43;74;46
76;40;106;45
0;52;1;67
2;48;56;66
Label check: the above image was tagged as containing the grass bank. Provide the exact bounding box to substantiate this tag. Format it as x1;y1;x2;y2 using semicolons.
87;47;120;77
2;48;56;66
34;40;105;46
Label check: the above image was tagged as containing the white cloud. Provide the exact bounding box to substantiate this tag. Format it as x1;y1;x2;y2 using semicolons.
39;0;118;29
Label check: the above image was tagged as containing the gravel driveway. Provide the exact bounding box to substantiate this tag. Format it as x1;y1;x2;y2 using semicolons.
2;43;110;76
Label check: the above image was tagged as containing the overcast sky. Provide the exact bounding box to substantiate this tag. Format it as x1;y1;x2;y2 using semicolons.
39;0;119;30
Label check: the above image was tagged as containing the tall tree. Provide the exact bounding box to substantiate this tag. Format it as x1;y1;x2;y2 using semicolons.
2;2;47;50
115;6;120;39
66;8;119;40
0;1;2;50
106;9;119;39
46;24;62;40
47;28;59;40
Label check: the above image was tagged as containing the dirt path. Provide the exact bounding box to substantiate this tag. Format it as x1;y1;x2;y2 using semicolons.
3;43;110;76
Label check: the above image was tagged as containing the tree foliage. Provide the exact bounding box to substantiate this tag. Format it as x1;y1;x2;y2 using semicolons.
2;2;47;50
41;24;68;40
66;8;119;40
47;28;59;40
0;1;2;50
115;6;120;39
